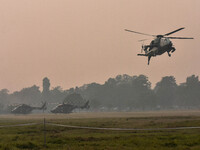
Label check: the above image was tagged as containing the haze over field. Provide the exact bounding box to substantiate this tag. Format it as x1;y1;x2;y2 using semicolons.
0;0;199;92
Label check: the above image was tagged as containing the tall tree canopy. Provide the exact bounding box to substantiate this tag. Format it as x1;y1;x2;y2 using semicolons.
154;76;177;109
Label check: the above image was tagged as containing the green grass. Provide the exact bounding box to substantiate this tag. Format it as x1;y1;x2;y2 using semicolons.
0;115;200;149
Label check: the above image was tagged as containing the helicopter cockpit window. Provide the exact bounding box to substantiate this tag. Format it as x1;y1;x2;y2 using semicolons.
154;38;159;44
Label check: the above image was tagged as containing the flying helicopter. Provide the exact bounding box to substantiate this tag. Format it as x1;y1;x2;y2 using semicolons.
125;27;194;65
11;102;47;114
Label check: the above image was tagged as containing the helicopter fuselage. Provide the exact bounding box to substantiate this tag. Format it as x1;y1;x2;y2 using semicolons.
11;104;35;114
143;37;174;56
51;101;89;114
11;102;46;114
138;37;176;65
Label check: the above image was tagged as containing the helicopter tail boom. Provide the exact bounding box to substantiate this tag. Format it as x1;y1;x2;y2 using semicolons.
32;102;47;110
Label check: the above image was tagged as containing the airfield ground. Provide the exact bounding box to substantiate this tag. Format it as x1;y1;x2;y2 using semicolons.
1;110;200;119
0;110;200;150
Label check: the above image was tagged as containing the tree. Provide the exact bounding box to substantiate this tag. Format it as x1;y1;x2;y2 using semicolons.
51;86;67;103
177;75;200;108
131;75;155;110
0;89;9;103
154;76;177;109
0;89;9;112
11;85;41;104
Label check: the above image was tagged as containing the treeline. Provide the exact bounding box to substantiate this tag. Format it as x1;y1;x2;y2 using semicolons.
0;74;200;112
77;74;200;110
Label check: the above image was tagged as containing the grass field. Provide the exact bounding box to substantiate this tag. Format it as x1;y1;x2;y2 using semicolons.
0;111;200;150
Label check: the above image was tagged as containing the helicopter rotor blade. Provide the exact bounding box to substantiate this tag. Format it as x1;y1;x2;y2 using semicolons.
167;37;194;39
125;29;155;37
164;27;185;36
138;39;150;42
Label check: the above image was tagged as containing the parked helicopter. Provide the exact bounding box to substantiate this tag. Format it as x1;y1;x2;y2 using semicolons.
125;27;194;65
51;93;89;113
51;101;89;114
11;102;47;114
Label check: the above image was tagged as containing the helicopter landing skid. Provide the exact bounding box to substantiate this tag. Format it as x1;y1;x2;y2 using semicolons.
167;52;171;57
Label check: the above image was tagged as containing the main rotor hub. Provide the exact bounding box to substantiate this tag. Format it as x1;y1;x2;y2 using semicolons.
156;35;164;38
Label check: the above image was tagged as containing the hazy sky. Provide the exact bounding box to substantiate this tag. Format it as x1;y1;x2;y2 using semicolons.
0;0;199;92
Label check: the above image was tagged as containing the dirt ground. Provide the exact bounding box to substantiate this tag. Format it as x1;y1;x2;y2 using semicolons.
0;110;200;120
